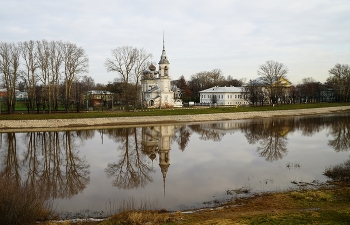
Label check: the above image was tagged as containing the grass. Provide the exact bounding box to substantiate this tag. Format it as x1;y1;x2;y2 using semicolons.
39;184;350;225
0;102;350;120
0;175;53;225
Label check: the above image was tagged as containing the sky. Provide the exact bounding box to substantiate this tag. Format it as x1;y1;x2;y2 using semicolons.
1;0;349;85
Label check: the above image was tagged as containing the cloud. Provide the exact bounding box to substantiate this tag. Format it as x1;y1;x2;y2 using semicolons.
0;0;349;84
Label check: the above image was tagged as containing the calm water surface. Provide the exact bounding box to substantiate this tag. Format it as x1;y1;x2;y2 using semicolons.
1;113;349;218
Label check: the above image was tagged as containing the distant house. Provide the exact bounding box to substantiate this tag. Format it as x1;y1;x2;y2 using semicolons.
243;77;292;105
0;89;6;98
199;86;248;106
15;90;28;100
85;90;114;107
0;89;28;100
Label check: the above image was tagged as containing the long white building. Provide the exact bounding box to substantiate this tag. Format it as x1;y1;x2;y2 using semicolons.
199;86;248;106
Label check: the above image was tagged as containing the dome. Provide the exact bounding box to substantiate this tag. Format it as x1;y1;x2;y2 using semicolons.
149;63;156;71
143;70;151;75
149;153;156;161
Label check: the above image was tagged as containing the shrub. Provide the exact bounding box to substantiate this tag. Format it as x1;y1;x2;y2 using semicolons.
324;157;350;182
0;174;52;225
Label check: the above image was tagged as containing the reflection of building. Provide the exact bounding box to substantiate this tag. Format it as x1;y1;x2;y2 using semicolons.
199;121;245;135
141;125;174;196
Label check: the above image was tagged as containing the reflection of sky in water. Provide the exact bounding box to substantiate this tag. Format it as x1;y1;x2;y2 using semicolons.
1;113;349;215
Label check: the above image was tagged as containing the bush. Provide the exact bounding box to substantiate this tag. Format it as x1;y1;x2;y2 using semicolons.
0;174;52;225
324;157;350;182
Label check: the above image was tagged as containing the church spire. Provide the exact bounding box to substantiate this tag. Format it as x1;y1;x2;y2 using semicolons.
163;31;165;51
159;32;169;64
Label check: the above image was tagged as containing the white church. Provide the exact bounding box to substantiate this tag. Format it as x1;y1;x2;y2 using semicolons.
141;39;182;108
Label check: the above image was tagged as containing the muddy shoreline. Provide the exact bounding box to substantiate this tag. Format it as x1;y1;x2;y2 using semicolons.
1;106;350;132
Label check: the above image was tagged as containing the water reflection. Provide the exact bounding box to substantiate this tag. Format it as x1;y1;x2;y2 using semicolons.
104;127;155;189
0;131;90;200
240;119;292;161
0;113;350;214
327;116;350;152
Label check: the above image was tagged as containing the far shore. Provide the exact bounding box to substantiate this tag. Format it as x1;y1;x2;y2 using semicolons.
1;105;350;133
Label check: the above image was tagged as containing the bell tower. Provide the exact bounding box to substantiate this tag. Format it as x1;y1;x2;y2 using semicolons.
158;33;171;94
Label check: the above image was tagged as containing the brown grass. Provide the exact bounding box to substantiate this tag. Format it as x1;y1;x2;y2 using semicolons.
0;174;53;225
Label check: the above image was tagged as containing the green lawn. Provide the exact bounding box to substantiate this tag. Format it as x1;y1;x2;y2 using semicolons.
0;102;349;120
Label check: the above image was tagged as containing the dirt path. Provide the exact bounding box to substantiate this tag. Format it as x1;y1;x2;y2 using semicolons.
1;106;350;132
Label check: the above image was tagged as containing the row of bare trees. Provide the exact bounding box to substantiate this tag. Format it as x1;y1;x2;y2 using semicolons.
0;40;89;113
242;61;350;106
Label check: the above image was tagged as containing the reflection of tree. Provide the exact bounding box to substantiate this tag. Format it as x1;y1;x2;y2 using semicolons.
0;131;90;200
328;115;350;152
241;119;292;161
188;124;224;141
0;133;20;184
296;116;328;136
172;125;192;151
105;128;154;189
257;131;288;162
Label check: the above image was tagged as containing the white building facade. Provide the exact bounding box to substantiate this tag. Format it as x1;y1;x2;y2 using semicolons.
141;39;182;108
199;86;248;106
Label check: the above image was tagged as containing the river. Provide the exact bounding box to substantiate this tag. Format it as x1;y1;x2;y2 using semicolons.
0;112;349;219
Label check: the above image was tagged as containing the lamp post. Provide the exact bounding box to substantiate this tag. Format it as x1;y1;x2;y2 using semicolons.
103;91;107;110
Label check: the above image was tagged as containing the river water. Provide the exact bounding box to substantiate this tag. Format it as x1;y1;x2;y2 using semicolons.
0;113;349;218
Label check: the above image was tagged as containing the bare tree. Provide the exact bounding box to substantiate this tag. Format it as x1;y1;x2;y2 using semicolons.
105;46;137;83
49;41;64;112
226;75;244;87
258;60;289;104
327;63;350;102
174;75;192;102
0;42;21;113
36;40;51;112
105;46;151;109
132;48;152;108
62;42;89;112
297;77;323;103
20;40;38;113
242;79;265;106
188;69;226;102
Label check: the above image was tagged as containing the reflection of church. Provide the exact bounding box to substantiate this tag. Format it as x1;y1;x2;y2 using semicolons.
141;126;174;196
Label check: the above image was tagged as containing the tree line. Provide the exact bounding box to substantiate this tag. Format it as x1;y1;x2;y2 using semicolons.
0;40;89;113
242;61;350;105
172;60;350;106
1;42;349;114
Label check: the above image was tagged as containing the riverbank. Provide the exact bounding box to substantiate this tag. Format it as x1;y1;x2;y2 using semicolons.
44;183;350;225
1;105;350;132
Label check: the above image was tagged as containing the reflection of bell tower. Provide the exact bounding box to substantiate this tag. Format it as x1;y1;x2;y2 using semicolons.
141;127;159;164
156;125;173;197
141;125;174;196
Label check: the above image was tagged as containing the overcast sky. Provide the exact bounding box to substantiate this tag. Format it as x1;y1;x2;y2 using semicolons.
1;0;349;85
